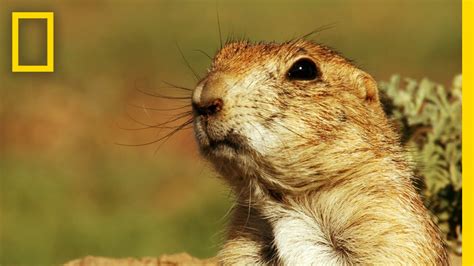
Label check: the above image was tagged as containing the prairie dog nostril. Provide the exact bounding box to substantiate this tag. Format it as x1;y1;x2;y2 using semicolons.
193;98;224;116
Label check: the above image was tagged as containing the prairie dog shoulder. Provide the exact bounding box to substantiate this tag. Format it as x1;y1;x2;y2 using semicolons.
191;40;449;265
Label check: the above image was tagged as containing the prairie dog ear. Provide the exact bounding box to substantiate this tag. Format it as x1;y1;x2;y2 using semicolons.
355;72;379;104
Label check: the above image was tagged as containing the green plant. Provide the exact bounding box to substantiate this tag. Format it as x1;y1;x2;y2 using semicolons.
379;75;462;254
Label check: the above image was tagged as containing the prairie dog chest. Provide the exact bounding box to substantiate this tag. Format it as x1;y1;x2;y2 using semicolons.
271;209;343;266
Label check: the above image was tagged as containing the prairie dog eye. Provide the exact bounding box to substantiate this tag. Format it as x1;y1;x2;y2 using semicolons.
287;58;319;81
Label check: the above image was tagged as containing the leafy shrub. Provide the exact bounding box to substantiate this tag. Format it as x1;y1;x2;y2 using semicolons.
379;75;462;254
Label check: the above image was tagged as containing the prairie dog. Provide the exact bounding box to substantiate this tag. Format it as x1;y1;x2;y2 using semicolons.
191;40;449;265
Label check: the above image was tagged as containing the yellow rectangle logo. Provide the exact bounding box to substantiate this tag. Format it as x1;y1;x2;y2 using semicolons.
12;12;54;72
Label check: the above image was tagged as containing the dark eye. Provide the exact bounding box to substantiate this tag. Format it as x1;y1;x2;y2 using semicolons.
287;58;319;81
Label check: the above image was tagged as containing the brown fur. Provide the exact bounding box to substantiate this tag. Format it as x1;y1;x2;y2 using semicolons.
192;40;449;265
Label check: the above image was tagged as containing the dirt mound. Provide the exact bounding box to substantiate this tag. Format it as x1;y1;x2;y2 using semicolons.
64;253;461;265
64;253;217;266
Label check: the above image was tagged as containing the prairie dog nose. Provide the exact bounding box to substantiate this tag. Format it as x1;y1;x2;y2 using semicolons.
192;74;227;116
193;98;223;117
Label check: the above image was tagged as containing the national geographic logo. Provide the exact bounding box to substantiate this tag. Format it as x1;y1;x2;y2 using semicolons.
11;12;54;72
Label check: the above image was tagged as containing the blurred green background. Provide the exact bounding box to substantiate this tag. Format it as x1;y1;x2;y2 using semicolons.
0;0;461;264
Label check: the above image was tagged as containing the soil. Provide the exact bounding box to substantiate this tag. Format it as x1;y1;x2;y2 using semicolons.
64;253;461;266
64;253;217;266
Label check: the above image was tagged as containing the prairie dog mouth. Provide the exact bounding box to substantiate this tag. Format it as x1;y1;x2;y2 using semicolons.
193;116;245;154
200;131;245;156
209;138;241;150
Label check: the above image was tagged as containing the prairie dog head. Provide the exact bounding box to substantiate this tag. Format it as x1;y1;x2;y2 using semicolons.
192;40;393;193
